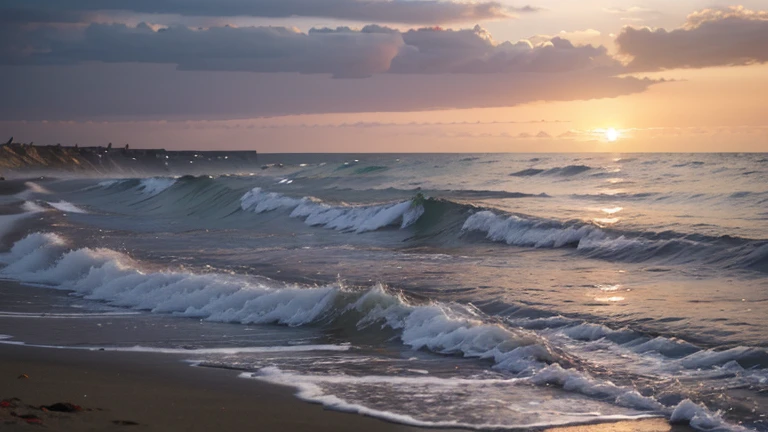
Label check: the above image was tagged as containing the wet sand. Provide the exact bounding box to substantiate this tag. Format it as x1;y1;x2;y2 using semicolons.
0;342;687;432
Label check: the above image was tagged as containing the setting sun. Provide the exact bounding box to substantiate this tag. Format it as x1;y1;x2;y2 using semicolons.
605;128;619;142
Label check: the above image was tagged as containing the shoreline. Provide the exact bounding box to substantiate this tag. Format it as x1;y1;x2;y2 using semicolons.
0;343;686;432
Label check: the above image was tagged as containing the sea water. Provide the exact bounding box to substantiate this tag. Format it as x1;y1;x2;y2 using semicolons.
0;153;766;430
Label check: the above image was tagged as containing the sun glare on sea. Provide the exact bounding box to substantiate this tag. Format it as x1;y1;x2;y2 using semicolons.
605;128;619;142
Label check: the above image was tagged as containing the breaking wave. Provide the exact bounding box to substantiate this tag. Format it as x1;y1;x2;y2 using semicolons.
462;210;768;272
0;231;756;431
98;177;178;196
240;187;425;233
46;201;87;214
66;176;768;272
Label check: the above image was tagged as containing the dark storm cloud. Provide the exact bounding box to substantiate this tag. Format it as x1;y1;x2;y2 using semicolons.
5;23;404;78
1;0;537;25
0;7;86;24
1;23;617;77
617;6;768;70
0;19;658;121
392;27;616;73
0;63;657;121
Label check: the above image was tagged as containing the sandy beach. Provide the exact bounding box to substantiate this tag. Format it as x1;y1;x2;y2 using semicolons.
0;341;685;431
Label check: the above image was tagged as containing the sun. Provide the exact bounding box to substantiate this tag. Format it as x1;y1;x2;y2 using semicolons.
605;128;619;142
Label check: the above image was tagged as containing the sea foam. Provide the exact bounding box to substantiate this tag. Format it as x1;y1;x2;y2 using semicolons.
240;187;425;233
46;201;87;214
244;367;658;430
0;232;750;431
462;211;601;248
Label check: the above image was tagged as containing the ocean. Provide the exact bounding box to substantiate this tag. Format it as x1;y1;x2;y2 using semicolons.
1;153;767;431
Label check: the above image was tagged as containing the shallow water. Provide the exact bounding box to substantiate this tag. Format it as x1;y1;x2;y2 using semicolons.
0;153;766;431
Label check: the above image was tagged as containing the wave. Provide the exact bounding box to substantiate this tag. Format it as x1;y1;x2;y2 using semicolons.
46;201;87;214
462;211;768;272
98;177;178;197
0;202;45;244
353;166;388;175
6;233;766;384
672;161;705;168
325;186;549;201
463;211;597;248
510;165;592;177
0;232;754;431
510;168;545;177
0;232;565;373
67;177;768;272
240;187;425;233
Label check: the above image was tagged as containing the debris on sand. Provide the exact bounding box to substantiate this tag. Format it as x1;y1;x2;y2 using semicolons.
41;402;83;413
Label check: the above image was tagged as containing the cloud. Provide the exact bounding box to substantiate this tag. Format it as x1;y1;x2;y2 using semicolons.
0;63;656;120
2;23;621;77
527;29;602;46
391;27;616;74
0;22;660;120
617;6;768;70
604;7;660;15
3;23;404;78
0;0;538;25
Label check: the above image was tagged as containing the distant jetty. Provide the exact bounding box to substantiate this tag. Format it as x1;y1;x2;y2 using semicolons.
0;140;258;177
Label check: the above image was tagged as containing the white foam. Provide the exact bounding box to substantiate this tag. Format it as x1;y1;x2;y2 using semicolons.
629;337;699;356
0;232;66;265
530;365;665;411
293;199;423;233
15;182;51;199
22;201;47;213
462;211;602;248
97;179;121;188
137;177;177;196
0;232;748;432
351;287;554;374
1;234;552;375
679;346;768;369
245;367;658;430
561;323;615;341
506;315;576;330
670;399;749;431
240;187;425;233
239;187;304;213
46;201;87;214
0;338;350;354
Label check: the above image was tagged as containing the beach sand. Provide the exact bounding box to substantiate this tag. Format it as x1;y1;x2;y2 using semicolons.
0;343;687;431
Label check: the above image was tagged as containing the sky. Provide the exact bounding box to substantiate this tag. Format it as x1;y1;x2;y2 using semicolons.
1;0;767;152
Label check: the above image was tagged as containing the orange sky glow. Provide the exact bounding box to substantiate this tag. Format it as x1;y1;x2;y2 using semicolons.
1;1;767;152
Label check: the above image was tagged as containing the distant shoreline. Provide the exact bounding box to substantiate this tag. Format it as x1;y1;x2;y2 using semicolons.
0;142;258;177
